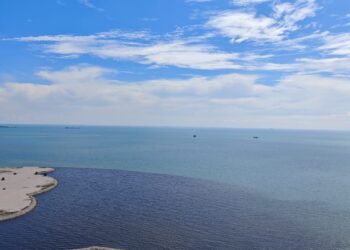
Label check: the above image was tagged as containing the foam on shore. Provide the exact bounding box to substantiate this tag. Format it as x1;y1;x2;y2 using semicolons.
0;167;58;221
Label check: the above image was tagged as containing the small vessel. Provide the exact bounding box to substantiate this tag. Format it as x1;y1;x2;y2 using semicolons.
193;134;197;138
65;126;80;129
0;125;16;128
253;136;259;139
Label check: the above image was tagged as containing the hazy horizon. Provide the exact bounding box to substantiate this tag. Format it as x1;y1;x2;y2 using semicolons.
3;122;350;132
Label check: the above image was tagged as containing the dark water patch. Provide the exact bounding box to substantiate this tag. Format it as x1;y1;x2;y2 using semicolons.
1;168;350;249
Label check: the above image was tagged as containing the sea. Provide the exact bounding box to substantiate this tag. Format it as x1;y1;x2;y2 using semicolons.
1;125;350;249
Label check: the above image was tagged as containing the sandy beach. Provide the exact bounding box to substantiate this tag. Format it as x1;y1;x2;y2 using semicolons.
0;167;58;221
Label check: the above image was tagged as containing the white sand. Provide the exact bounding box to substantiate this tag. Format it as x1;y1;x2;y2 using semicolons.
0;167;58;221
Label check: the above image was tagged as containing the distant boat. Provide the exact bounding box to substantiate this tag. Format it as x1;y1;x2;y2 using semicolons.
64;126;80;129
253;136;259;139
0;125;16;128
193;134;197;138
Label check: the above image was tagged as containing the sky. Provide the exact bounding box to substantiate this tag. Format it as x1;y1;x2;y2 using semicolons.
0;0;350;129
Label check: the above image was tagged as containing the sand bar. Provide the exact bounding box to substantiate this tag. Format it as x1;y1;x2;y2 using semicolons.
0;167;58;221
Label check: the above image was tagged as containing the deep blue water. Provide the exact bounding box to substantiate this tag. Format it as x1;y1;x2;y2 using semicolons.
1;126;350;249
1;168;350;250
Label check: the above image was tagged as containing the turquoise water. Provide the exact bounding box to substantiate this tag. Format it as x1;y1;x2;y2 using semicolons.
1;125;350;209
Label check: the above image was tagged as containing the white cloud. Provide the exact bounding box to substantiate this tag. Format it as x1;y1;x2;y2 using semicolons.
296;57;350;75
318;33;350;56
10;27;350;76
207;11;285;43
273;0;318;29
1;65;350;129
13;30;153;42
207;0;318;43
49;39;242;70
10;32;275;70
231;0;270;6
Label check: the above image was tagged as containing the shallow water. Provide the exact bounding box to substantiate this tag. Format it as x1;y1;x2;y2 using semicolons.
1;168;350;250
1;126;350;208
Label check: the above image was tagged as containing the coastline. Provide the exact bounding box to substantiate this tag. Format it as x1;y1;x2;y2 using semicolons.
0;167;58;222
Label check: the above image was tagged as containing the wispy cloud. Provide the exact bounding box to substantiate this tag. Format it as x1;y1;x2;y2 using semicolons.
9;27;350;76
318;33;350;56
77;0;104;12
207;0;318;43
231;0;270;6
207;11;285;43
9;31;274;70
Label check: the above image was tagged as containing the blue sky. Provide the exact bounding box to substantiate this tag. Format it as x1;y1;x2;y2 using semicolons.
0;0;350;129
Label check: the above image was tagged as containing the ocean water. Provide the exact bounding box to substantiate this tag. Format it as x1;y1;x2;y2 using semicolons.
1;126;350;249
1;125;350;208
1;168;350;249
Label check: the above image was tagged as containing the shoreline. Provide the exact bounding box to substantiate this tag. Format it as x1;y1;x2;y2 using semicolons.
0;167;58;222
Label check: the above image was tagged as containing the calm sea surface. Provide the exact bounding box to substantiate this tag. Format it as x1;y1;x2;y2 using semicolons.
1;126;350;249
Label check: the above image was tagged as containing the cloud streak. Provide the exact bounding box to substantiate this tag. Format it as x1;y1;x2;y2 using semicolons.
77;0;104;12
9;31;273;70
231;0;271;6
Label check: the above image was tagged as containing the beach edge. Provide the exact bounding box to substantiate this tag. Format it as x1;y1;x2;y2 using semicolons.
0;167;58;222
